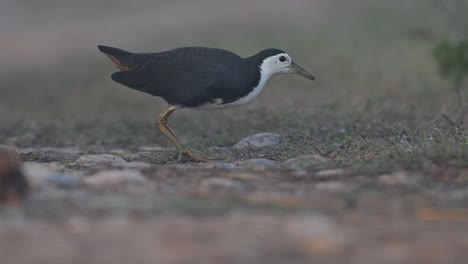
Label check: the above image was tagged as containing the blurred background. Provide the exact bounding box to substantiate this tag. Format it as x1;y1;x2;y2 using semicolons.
2;2;468;263
1;0;466;149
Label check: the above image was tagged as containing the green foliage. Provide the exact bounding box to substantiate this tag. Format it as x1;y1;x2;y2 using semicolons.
433;40;468;85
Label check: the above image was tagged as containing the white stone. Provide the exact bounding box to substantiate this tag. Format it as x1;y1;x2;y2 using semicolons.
84;170;148;187
316;169;345;178
378;172;416;186
199;177;244;193
24;162;80;188
233;133;281;149
237;159;277;170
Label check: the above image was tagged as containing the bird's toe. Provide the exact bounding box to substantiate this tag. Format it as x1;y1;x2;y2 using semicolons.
178;150;206;163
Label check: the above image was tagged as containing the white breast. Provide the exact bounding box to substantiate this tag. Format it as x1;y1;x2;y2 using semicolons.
192;70;272;110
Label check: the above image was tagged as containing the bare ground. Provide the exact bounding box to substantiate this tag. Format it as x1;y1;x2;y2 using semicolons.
2;0;468;263
1;140;468;263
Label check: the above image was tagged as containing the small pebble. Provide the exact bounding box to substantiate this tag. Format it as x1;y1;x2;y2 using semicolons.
199;177;244;193
233;133;281;149
24;162;80;188
378;172;417;186
316;169;345;178
84;170;148;187
237;159;277;170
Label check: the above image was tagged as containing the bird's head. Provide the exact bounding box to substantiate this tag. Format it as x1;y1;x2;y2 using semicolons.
255;49;315;81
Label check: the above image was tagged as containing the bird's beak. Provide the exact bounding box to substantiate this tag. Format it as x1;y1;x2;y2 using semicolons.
288;61;315;80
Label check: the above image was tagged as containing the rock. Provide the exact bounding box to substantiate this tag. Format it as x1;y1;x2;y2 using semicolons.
0;148;28;204
286;216;347;255
284;154;327;168
51;174;81;188
316;169;346;178
208;162;239;169
237;159;277;170
314;181;354;192
227;172;261;180
203;159;277;170
292;168;308;176
74;154;151;169
84;170;148;187
138;146;167;152
378;171;417;186
198;177;244;193
24;162;80;188
23;162;53;177
233;133;281;149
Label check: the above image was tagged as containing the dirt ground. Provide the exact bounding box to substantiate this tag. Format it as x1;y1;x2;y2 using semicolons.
0;144;467;264
2;0;468;263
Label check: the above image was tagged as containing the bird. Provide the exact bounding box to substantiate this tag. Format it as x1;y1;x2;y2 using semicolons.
98;45;315;161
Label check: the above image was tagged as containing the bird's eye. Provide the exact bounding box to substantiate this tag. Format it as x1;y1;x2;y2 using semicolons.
279;56;286;62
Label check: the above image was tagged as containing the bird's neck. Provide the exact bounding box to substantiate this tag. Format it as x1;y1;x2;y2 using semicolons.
245;53;266;68
244;53;275;86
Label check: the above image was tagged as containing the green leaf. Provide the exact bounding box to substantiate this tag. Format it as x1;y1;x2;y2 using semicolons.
432;40;468;85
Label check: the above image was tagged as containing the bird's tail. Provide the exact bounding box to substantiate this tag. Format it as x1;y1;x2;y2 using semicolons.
97;45;132;57
98;45;150;71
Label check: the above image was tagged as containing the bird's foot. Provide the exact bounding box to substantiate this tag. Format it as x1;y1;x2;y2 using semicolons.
177;149;206;163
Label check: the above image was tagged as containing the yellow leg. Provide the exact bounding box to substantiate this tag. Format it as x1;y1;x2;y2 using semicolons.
156;106;203;161
156;106;184;151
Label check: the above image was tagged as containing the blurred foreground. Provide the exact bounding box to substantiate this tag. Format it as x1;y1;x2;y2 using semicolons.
1;0;468;263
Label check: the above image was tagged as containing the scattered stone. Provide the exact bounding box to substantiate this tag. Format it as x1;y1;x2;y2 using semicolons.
228;172;261;180
23;162;80;188
284;154;327;168
314;181;354;192
208;162;239;169
74;154;151;169
204;159;277;170
0;148;28;204
378;171;417;186
23;163;46;187
316;169;346;178
233;133;281;149
237;159;277;170
84;170;148;187
138;146;168;152
292;168;308;176
286;216;347;255
199;177;244;194
247;192;308;208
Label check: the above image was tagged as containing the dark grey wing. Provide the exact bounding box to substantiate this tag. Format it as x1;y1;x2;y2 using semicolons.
111;57;230;107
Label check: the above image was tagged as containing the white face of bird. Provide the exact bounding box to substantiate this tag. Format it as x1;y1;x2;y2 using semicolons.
260;53;315;80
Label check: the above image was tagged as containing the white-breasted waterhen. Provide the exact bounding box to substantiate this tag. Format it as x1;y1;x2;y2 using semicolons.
98;45;315;161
